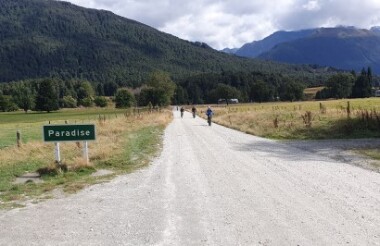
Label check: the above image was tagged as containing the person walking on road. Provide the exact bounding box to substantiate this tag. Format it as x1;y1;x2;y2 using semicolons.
180;107;185;118
191;106;197;118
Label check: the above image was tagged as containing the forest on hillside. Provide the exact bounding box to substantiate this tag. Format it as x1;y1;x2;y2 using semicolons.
0;0;339;86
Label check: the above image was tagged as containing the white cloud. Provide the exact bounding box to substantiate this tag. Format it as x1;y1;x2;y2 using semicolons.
302;0;321;11
63;0;380;49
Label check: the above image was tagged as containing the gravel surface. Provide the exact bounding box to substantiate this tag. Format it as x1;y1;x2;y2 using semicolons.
283;139;380;173
0;110;379;245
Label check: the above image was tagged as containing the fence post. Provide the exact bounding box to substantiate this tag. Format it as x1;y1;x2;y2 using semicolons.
347;101;351;118
16;130;21;148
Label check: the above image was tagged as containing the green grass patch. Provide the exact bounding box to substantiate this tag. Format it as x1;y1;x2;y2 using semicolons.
0;108;129;148
0;158;86;202
0;108;128;124
0;123;42;148
357;148;380;161
97;125;164;173
0;160;44;193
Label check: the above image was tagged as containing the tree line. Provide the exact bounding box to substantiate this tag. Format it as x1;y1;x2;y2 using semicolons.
175;71;305;105
316;67;374;99
0;70;306;113
0;67;377;113
0;71;175;113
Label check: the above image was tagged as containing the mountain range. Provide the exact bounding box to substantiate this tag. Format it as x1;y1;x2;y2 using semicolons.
0;0;338;86
227;26;380;74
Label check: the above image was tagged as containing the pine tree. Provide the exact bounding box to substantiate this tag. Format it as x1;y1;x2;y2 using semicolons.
35;79;59;113
140;71;176;106
351;67;372;98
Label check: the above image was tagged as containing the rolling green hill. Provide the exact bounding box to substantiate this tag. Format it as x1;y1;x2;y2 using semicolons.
0;0;337;86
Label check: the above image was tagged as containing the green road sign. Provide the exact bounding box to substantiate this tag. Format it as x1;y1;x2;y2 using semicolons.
43;124;96;142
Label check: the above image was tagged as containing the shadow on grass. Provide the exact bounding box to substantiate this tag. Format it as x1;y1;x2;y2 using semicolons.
228;117;380;165
282;118;380;140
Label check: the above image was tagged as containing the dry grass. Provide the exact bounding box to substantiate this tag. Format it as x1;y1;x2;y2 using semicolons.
0;109;173;208
304;86;324;100
198;98;380;139
0;142;53;166
89;111;171;166
0;110;172;170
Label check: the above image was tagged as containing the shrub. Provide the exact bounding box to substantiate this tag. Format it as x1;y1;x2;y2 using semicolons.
60;96;77;108
115;88;135;108
78;97;93;107
94;96;108;107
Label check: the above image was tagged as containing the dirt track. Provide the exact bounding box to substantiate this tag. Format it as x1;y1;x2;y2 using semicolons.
0;110;379;245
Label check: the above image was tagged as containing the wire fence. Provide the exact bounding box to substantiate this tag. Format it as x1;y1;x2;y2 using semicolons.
0;121;53;148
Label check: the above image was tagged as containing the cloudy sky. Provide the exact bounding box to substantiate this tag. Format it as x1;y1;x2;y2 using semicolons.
63;0;380;50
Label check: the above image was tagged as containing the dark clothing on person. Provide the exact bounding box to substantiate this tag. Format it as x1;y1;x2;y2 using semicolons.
206;108;213;117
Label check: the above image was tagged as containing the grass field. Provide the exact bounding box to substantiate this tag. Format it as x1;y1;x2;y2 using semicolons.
0;107;172;209
198;98;380;140
0;108;145;148
304;86;324;100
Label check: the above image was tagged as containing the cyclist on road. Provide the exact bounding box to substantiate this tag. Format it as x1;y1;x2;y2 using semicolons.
206;106;213;126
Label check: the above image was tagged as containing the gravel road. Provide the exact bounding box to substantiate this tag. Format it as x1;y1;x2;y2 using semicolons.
1;110;380;245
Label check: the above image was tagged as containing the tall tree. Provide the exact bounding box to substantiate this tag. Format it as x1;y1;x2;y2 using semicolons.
35;79;59;113
250;80;274;102
278;79;305;101
75;80;95;100
212;83;241;105
96;83;105;96
140;71;176;106
325;73;354;99
104;82;118;96
367;67;373;85
11;83;35;113
0;94;18;112
173;85;188;105
351;68;372;98
74;80;95;106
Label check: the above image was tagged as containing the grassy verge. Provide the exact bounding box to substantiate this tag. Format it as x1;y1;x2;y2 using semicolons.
0;109;172;209
357;148;380;162
96;125;165;173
